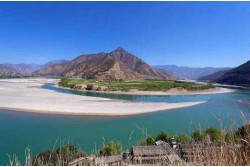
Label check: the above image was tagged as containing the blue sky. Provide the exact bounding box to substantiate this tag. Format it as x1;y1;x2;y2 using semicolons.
0;2;250;67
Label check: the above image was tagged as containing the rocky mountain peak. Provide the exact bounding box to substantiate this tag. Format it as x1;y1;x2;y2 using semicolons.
36;48;175;80
114;47;126;52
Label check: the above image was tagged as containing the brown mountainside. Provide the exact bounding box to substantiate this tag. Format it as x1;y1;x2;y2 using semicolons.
37;48;175;80
213;60;250;86
198;60;250;87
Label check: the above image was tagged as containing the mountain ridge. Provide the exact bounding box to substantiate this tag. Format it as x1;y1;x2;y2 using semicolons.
36;48;175;80
0;60;69;75
198;69;231;82
154;65;231;80
213;60;250;86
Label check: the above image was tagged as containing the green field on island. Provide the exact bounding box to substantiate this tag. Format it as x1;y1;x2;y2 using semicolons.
59;78;215;92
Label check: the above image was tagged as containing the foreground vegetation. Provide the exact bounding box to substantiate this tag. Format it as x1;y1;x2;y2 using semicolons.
59;78;215;92
8;124;250;166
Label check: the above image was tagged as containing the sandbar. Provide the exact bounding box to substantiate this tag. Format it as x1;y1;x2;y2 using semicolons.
0;78;209;116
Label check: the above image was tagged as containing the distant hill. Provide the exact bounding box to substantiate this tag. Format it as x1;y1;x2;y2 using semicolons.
154;65;231;80
42;60;69;68
0;60;68;75
0;64;41;74
212;60;250;86
0;65;18;73
36;47;175;80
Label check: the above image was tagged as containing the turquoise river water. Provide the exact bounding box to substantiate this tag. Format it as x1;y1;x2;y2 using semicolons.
0;84;249;164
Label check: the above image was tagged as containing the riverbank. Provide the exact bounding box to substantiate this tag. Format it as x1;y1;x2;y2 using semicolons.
0;78;207;116
70;87;235;96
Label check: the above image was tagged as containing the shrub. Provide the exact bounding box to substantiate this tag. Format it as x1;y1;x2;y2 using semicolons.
204;127;223;143
225;131;241;143
176;134;191;144
86;84;94;90
192;128;224;143
192;129;203;142
58;79;70;87
156;131;171;142
138;139;147;146
99;141;122;156
146;134;156;145
33;150;58;165
32;144;86;166
138;134;156;146
237;124;250;141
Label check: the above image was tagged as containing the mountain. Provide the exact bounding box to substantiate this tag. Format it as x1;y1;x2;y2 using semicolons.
198;69;231;82
154;65;232;80
42;60;69;68
0;64;39;78
0;60;69;75
0;64;35;74
212;60;250;86
0;64;41;74
0;64;17;74
36;47;175;80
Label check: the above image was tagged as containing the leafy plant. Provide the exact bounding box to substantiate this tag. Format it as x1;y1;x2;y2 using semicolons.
192;129;203;142
138;134;156;146
99;141;123;156
176;134;191;144
156;131;171;142
204;127;223;143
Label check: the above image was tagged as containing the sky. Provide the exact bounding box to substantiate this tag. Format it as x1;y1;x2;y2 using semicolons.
0;2;250;67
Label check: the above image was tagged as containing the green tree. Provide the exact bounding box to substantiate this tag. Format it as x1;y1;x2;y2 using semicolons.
99;141;123;156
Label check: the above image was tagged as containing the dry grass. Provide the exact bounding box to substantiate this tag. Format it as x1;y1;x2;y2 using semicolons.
179;142;248;166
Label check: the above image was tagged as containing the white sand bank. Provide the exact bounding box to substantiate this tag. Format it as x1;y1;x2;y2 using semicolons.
82;87;235;96
0;78;207;116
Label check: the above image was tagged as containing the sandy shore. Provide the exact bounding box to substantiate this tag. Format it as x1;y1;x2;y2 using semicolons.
0;78;207;116
77;87;235;96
